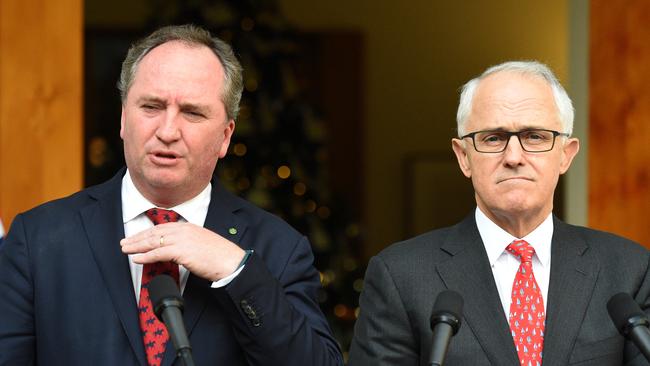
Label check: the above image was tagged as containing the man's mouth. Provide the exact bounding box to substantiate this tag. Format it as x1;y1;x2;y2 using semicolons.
149;150;180;164
497;176;533;184
156;152;177;159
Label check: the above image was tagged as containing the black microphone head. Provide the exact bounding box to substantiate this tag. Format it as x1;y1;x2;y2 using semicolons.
148;274;184;320
607;292;648;336
431;290;464;334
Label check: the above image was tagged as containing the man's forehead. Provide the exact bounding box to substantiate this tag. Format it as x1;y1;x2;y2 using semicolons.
127;41;224;104
128;85;220;107
468;72;560;130
134;41;223;81
474;95;551;113
475;71;554;103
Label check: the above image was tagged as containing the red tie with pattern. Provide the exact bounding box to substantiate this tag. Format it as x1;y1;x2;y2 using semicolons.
507;240;545;366
138;208;181;366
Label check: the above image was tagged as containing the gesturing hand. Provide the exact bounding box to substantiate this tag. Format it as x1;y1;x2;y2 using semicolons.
120;222;246;281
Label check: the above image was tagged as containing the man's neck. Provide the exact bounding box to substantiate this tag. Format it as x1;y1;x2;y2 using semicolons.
124;169;209;209
479;205;551;238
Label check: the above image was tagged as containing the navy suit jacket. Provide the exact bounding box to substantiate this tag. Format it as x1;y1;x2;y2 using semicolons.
0;169;342;365
349;213;650;366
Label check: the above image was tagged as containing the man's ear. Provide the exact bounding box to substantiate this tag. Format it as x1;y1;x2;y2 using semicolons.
218;120;236;158
559;137;580;175
119;107;126;140
452;138;472;178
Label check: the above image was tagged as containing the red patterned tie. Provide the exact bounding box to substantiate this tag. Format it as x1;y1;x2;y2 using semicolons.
507;240;545;366
138;208;181;366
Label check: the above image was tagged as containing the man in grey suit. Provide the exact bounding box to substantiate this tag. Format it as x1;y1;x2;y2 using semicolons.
349;61;650;365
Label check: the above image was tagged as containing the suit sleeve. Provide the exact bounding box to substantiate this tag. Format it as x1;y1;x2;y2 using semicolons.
210;236;343;366
0;214;36;365
348;255;419;366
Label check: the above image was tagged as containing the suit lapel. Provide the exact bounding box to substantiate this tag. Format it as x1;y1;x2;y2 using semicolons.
436;215;520;366
81;169;147;366
201;180;248;249
183;179;248;333
162;180;248;366
541;218;599;366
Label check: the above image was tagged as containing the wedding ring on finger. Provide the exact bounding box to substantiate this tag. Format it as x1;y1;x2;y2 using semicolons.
160;235;164;247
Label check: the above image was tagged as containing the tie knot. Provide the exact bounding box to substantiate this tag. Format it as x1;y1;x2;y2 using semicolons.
145;208;180;225
506;240;535;263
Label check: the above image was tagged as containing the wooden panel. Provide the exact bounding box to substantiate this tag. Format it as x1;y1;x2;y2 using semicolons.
0;0;83;228
589;0;650;246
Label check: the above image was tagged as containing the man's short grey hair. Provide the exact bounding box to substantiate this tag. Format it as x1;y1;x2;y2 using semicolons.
456;61;574;137
117;24;244;121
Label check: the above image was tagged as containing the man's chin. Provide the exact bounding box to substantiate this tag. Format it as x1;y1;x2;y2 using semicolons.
487;195;536;216
142;171;187;190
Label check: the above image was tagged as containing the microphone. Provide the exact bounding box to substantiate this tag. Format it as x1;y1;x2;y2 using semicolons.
607;292;650;362
428;290;464;366
149;275;195;366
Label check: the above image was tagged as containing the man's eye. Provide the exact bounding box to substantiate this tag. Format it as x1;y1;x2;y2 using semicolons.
524;132;548;141
184;110;205;119
482;133;506;143
141;104;159;111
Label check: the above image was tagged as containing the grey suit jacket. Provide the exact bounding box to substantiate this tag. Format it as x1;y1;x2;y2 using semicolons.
349;213;650;366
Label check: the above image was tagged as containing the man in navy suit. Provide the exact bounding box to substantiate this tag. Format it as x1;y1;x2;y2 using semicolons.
349;61;650;365
0;24;342;365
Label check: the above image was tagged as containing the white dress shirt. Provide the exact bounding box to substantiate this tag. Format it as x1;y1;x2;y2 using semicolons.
121;170;243;301
475;207;553;321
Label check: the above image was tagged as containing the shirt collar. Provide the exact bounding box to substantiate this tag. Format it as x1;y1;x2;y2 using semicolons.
475;207;553;267
121;169;211;226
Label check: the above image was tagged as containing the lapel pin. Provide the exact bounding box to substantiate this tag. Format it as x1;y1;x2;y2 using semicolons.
228;227;238;235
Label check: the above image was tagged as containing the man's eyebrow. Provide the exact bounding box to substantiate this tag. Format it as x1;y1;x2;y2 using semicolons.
179;102;211;113
134;97;211;112
481;125;546;132
136;95;166;105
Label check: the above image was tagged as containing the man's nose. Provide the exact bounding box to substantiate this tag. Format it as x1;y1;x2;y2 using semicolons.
156;111;181;143
502;134;525;165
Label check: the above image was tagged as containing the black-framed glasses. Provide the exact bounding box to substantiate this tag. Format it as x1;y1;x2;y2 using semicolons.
460;129;570;153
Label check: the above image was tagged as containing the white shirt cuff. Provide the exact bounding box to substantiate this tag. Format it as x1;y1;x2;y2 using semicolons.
211;264;245;288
